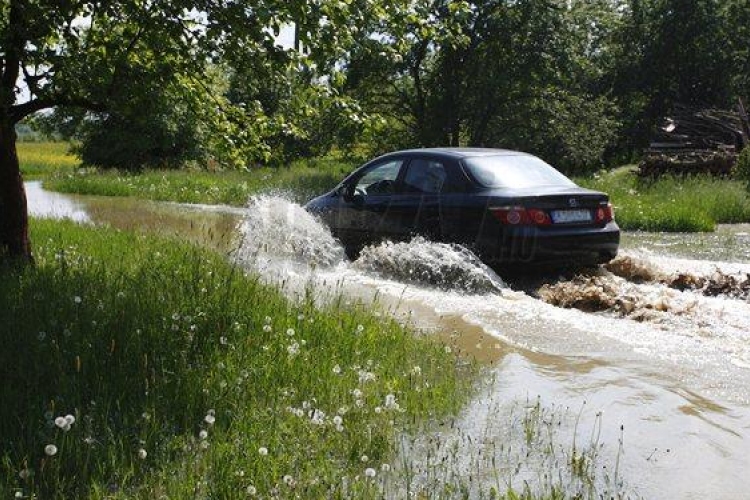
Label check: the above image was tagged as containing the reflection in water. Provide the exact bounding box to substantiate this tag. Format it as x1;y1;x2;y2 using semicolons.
26;185;750;499
26;181;90;222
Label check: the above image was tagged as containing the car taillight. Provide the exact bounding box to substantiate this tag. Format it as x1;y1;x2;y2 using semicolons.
489;206;551;226
595;203;614;223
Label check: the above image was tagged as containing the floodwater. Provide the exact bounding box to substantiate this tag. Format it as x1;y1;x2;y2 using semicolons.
26;183;750;499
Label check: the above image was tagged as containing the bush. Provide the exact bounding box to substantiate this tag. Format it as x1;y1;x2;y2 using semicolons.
734;146;750;188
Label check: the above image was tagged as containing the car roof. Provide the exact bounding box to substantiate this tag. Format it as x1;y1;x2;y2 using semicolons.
382;148;533;160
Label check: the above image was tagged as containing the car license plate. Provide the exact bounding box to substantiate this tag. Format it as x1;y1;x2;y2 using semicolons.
551;209;592;223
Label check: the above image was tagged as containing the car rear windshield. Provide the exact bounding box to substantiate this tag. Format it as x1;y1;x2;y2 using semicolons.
462;155;576;189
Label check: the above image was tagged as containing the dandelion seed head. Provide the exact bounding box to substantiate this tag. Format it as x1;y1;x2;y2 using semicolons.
74;296;82;304
374;406;382;414
411;365;422;376
138;448;147;460
64;414;75;425
54;417;66;428
264;316;272;324
283;475;295;487
286;328;295;337
352;388;363;399
246;484;257;495
333;415;343;426
356;324;364;333
332;364;341;375
444;346;452;354
262;325;272;333
44;444;57;456
199;430;208;440
204;414;216;425
381;463;391;472
287;342;300;356
258;447;268;456
200;440;209;450
365;467;376;478
360;454;369;463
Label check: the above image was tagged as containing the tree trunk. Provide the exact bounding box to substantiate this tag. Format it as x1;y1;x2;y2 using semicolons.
0;119;33;262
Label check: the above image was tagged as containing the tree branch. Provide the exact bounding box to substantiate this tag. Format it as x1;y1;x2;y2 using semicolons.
10;96;106;124
1;0;23;95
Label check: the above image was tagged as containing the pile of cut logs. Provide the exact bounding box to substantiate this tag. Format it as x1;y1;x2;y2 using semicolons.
639;100;750;178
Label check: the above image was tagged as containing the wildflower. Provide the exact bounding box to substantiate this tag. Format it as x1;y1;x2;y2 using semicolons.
138;448;147;460
355;399;364;408
333;415;343;426
332;364;341;375
264;316;272;324
411;366;421;376
204;414;216;425
65;414;76;426
262;325;272;333
358;370;375;384
297;313;305;321
384;394;399;410
365;467;376;478
246;484;257;495
360;454;369;463
258;447;268;456
374;407;382;414
199;430;208;440
381;463;391;472
444;346;452;354
220;336;228;345
286;328;295;337
283;475;296;487
352;388;363;399
44;444;57;456
287;342;300;356
74;296;82;304
200;440;210;450
356;324;364;333
310;409;326;426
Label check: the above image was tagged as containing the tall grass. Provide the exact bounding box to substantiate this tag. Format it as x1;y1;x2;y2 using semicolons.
0;220;471;498
578;167;750;232
45;158;354;206
18;142;78;180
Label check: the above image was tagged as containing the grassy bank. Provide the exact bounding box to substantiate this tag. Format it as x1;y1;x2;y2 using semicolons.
18;142;79;180
44;158;353;206
577;167;750;232
1;220;471;499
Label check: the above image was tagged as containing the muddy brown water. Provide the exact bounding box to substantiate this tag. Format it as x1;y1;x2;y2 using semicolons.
27;182;750;499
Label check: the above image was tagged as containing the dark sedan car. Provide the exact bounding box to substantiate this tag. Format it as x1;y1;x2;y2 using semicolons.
305;148;620;268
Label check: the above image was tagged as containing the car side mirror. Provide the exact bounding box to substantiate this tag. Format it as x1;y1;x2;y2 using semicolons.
341;183;355;202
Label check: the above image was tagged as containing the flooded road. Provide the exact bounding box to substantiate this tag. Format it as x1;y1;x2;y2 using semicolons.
27;183;750;499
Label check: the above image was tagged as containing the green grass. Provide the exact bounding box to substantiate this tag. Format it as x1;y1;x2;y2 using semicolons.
577;167;750;232
0;220;472;499
44;158;354;205
18;142;79;180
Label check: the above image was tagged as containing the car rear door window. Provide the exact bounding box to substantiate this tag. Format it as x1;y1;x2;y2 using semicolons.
403;159;447;194
354;159;404;195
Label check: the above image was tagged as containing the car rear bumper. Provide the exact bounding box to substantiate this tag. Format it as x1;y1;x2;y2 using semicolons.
472;221;620;265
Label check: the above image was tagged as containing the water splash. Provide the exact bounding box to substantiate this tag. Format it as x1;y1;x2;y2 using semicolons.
235;195;345;268
353;237;506;294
